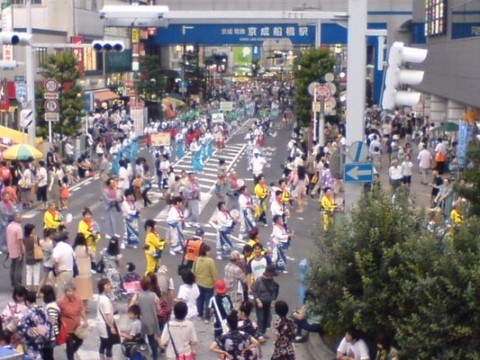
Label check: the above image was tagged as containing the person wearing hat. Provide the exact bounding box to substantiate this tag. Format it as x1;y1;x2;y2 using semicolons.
250;148;267;185
252;264;279;336
208;279;233;338
214;201;235;260
224;251;247;310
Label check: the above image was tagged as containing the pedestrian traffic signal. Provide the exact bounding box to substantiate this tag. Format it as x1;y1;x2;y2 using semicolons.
91;40;124;52
0;32;31;45
382;41;428;110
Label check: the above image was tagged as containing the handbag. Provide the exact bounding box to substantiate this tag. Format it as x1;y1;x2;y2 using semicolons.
151;249;163;259
33;236;44;260
73;324;88;339
100;309;121;345
167;323;195;360
212;297;229;335
55;318;69;345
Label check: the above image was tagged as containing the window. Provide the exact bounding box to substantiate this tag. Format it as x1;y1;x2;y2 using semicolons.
35;47;47;68
12;0;42;4
425;0;447;36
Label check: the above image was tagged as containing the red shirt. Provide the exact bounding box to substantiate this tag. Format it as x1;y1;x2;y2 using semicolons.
57;295;84;333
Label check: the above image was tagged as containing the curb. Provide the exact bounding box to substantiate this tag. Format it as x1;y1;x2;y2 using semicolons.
307;333;335;360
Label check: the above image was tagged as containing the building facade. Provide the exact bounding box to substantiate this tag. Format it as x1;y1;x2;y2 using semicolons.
412;0;480;123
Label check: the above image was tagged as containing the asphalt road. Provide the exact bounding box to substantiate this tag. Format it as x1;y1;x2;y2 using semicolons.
0;119;319;359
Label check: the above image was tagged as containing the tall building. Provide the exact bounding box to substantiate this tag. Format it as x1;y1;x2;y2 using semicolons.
412;0;480;123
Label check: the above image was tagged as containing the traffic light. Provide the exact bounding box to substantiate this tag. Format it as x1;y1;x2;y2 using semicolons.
91;40;124;52
0;32;31;45
382;41;428;110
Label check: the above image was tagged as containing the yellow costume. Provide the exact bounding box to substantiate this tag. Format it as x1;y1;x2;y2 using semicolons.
280;188;291;205
145;231;165;274
78;220;101;255
450;208;464;226
254;183;269;219
321;194;336;231
43;210;62;230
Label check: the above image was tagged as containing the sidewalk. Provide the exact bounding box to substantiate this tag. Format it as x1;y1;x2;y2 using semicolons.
0;289;313;359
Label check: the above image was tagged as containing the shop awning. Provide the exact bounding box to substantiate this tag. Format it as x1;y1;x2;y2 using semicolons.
0;125;42;145
94;90;120;102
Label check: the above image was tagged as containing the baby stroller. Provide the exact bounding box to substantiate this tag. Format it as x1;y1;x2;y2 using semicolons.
121;335;148;360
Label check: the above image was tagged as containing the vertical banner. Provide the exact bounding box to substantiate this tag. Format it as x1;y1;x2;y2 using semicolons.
1;2;13;61
71;36;85;76
457;121;474;168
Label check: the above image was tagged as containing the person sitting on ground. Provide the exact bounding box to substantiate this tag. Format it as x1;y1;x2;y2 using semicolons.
291;290;323;342
336;327;370;360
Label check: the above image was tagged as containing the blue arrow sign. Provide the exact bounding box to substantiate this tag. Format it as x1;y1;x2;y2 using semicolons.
344;163;373;183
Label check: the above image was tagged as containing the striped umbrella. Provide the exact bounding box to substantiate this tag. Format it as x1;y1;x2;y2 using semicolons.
3;143;43;161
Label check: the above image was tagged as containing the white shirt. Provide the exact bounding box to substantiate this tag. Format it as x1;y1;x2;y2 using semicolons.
160;319;197;359
166;205;184;223
389;165;403;180
122;200;137;217
337;337;370;360
238;193;253;211
270;199;284;216
118;167;129;190
271;224;289;245
96;294;114;339
250;156;267;176
52;241;74;272
216;210;233;228
37;166;48;187
417;149;432;169
177;284;200;320
369;139;381;154
64;143;74;156
401;161;414;176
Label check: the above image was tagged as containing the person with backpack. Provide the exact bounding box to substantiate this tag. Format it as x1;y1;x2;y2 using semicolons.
17;291;53;360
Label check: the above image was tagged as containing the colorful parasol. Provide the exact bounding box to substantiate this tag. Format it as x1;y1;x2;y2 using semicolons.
3;143;43;161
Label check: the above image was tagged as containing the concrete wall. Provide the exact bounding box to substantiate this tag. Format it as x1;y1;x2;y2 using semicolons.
414;0;480;108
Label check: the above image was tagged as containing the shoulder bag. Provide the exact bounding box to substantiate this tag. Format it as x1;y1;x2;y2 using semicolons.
33;236;44;261
167;322;194;360
99;307;121;345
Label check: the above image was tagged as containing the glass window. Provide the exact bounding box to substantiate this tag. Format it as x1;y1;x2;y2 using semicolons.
425;0;447;36
12;0;42;4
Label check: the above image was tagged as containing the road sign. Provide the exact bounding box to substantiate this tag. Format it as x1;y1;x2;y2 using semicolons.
44;99;59;113
315;84;331;101
44;113;60;122
325;72;335;82
44;92;59;100
211;113;225;123
44;78;59;92
348;141;368;162
344;163;373;183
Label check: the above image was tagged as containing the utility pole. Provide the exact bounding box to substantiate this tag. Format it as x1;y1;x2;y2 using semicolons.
344;0;368;209
26;0;36;145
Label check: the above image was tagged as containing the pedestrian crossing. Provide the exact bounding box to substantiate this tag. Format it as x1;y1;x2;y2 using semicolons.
152;142;247;223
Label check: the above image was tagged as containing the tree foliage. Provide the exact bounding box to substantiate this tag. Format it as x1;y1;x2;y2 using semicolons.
292;48;335;127
37;51;84;136
307;190;480;359
136;55;167;102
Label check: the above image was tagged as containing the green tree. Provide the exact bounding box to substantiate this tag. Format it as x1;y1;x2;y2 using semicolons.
136;55;167;102
292;48;335;127
36;51;84;136
307;190;480;359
